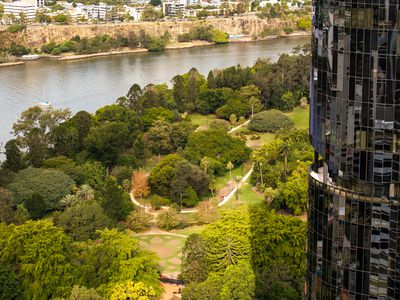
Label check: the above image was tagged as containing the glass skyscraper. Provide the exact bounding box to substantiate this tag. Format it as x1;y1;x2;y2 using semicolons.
307;1;400;299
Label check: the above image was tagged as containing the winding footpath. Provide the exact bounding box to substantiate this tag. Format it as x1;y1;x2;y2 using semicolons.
129;119;254;216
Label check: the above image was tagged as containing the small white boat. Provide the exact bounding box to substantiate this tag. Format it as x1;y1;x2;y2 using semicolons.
20;54;40;60
38;101;52;108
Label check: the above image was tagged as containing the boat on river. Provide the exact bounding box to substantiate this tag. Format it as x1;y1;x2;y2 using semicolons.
20;54;40;61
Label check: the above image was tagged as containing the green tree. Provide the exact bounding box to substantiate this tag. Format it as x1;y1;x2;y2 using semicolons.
156;207;181;230
77;229;161;296
0;265;23;300
219;262;255;300
109;281;155;300
202;208;251;272
53;13;70;24
56;200;114;241
181;273;223;300
68;285;102;300
126;208;152;232
8;168;74;210
12;106;70;165
140;5;162;21
0;221;74;299
0;188;15;224
276;162;308;215
98;177;134;222
143;119;173;155
185;129;251;165
23;193;47;219
148;154;209;204
3;139;24;172
84;122;130;167
248;109;294;132
181;234;209;283
141;107;175;130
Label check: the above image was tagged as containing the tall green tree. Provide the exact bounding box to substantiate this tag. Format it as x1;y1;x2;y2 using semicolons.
84;122;130;167
0;221;74;299
3;139;24;172
12;106;71;165
181;234;209;283
98;177;134;222
77;229;161;296
56;200;114;241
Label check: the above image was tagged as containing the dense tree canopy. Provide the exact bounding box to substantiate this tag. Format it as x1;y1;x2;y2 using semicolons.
8;168;74;211
0;221;74;299
56;200;114;241
148;154;210;206
185;129;251;165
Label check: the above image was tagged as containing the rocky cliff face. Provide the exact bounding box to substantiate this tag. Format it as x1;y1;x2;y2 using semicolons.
0;16;293;48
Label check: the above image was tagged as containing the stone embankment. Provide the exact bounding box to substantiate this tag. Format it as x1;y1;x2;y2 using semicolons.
0;15;298;48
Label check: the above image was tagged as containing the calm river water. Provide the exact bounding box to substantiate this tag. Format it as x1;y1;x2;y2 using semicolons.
0;35;309;149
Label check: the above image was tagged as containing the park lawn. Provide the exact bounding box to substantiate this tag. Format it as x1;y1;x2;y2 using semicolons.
285;106;309;129
219;181;265;208
189;113;218;130
135;234;186;276
171;225;206;236
215;160;253;190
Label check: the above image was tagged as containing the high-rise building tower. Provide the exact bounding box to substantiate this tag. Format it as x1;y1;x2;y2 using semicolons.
307;1;400;299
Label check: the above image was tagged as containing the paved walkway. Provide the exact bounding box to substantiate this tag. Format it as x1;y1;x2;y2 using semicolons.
129;119;254;226
228;120;250;134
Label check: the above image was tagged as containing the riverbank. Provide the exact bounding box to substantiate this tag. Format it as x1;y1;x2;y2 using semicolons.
0;61;25;68
1;32;310;65
57;48;149;61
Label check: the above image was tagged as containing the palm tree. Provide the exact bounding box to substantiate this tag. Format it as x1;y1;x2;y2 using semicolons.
76;184;95;201
60;194;78;208
226;161;234;181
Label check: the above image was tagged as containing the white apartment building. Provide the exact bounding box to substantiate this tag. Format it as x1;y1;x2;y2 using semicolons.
124;5;144;21
3;0;44;21
84;3;110;20
3;2;37;20
162;0;185;16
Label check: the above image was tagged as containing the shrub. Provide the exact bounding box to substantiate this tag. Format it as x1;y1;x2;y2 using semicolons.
9;43;30;56
297;17;312;31
182;186;199;207
150;195;170;210
8;168;75;211
156;208;181;230
283;27;294;34
41;41;58;54
126;208;152;232
51;47;62;55
248;110;294;133
7;24;26;33
209;119;230;132
56;200;114;241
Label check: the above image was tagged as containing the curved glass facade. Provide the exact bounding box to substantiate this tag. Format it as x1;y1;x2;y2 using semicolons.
308;0;400;299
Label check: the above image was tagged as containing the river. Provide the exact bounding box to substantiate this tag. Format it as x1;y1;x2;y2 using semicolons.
0;36;309;150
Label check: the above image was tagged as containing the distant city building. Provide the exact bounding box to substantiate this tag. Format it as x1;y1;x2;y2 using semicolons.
162;0;185;16
2;0;44;21
84;3;111;20
3;2;37;20
124;0;150;4
124;5;144;21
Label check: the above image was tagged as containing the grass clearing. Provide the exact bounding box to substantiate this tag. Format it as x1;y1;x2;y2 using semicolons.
171;225;205;236
285;106;309;129
214;160;253;190
189;113;218;130
135;234;186;276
